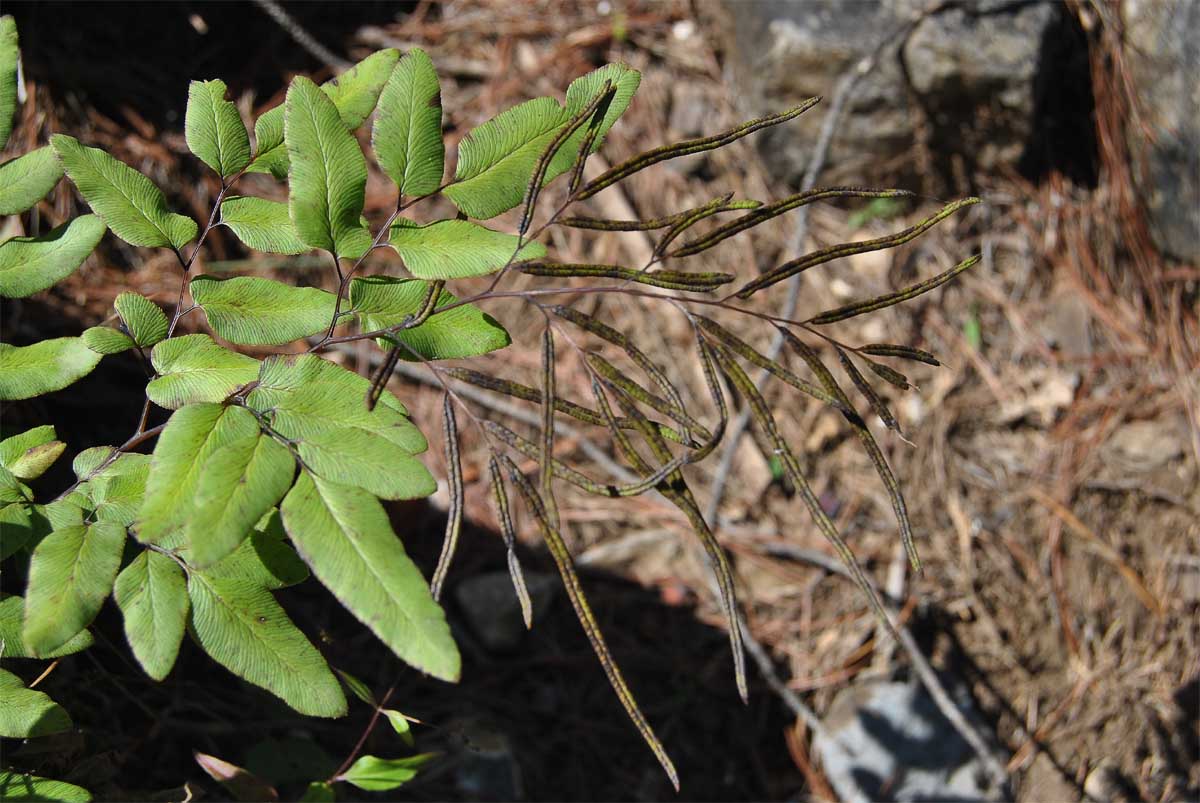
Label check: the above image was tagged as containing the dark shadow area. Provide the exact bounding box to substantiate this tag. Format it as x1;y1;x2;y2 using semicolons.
2;395;804;799
0;295;169;496
0;310;802;798
1172;677;1199;766
8;300;804;798
896;0;1099;194
1016;2;1099;187
4;1;414;129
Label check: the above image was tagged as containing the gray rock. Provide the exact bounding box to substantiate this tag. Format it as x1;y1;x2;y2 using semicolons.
454;571;555;653
815;677;1006;802
727;0;915;186
666;82;716;176
1122;0;1200;262
445;717;524;801
724;1;1077;188
903;1;1059;175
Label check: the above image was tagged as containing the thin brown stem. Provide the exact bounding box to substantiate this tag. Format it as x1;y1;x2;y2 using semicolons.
52;423;166;503
168;173;241;338
329;685;395;783
318;283;848;350
317;196;407;347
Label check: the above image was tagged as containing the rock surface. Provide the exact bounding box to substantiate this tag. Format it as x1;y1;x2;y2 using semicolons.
726;0;917;187
903;0;1060;176
454;571;556;653
1122;0;1200;263
814;677;1006;802
724;0;1090;189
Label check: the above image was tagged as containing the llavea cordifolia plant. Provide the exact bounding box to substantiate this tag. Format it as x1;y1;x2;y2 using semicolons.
0;13;981;797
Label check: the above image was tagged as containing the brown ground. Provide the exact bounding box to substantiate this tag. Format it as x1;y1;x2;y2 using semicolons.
2;1;1196;801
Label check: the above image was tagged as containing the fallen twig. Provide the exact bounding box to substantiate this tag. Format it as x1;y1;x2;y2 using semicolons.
250;0;350;71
